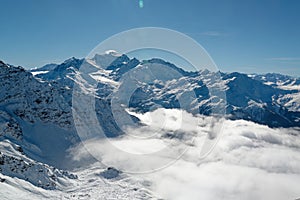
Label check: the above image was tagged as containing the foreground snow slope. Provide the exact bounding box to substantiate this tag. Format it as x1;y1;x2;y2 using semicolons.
0;163;159;200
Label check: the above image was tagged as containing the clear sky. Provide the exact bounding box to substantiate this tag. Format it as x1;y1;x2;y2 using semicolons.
0;0;300;76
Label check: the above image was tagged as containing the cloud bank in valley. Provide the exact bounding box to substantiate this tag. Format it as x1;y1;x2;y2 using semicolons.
69;108;300;200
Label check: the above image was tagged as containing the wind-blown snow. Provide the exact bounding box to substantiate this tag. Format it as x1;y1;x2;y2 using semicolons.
31;71;49;76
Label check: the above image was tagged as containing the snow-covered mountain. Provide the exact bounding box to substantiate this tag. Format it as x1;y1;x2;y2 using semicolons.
250;73;300;90
0;53;300;199
32;54;300;128
249;73;300;113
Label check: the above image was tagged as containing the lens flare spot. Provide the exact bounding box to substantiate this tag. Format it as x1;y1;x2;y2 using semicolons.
139;0;144;8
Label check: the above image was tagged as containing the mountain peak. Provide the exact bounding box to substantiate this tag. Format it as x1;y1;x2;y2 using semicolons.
0;60;6;66
63;57;80;64
92;52;130;69
105;50;122;56
142;58;188;76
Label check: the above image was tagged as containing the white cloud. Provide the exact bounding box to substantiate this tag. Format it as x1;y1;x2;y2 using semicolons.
200;31;223;37
267;57;300;61
185;31;228;37
69;108;300;200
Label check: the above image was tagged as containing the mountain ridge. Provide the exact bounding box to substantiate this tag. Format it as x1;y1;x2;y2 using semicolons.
1;54;300;129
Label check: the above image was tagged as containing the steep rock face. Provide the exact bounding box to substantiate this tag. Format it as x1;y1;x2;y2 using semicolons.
0;110;22;140
0;61;73;128
224;72;279;107
222;72;299;127
0;140;77;190
0;61;78;170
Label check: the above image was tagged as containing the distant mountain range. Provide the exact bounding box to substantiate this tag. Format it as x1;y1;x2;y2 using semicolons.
32;52;300;128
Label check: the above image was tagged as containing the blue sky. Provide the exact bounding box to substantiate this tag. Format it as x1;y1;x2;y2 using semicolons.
0;0;300;76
